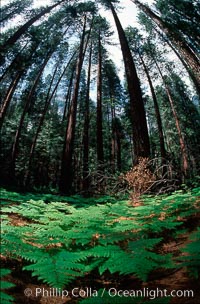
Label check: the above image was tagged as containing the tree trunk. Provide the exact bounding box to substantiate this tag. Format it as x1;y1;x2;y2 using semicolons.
166;39;200;96
132;0;200;93
0;44;38;129
111;128;116;173
111;104;116;173
110;2;150;161
116;123;122;172
96;31;104;166
23;63;59;186
25;52;75;186
0;71;23;130
111;107;122;173
59;16;87;194
155;61;189;178
152;26;200;95
62;68;75;122
140;55;167;163
82;43;92;193
11;52;52;176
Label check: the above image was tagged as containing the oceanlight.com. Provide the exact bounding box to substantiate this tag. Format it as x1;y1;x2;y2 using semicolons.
24;287;194;300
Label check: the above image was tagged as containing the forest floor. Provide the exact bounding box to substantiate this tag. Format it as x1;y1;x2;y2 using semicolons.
2;231;200;304
0;188;200;304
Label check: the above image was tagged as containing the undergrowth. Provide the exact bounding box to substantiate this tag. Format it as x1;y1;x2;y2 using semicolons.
0;269;15;304
0;187;200;303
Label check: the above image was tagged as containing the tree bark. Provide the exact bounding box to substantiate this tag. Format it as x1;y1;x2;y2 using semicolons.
0;71;23;130
166;39;200;96
110;2;150;161
62;68;75;122
155;60;189;178
152;26;200;95
82;43;92;193
25;52;75;186
110;102;116;173
116;123;122;172
111;118;116;173
0;44;38;129
96;31;104;166
111;108;122;173
11;52;52;174
59;15;87;194
140;55;167;163
23;63;59;186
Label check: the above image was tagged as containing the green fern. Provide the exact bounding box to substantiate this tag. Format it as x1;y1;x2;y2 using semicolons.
97;239;173;281
23;249;87;287
0;269;15;304
1;187;199;290
178;228;200;278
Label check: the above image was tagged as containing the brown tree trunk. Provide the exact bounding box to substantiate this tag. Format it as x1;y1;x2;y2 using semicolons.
24;52;75;186
110;2;150;161
62;68;75;122
59;16;87;194
11;52;52;174
82;43;92;193
155;61;189;178
140;55;167;164
0;71;23;130
166;39;200;96
111;106;122;173
131;0;200;93
111;104;116;173
152;26;200;95
116;123;122;172
23;63;59;186
96;31;104;167
0;44;38;129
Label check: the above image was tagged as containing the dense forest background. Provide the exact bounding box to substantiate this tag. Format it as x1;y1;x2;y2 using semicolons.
0;0;199;195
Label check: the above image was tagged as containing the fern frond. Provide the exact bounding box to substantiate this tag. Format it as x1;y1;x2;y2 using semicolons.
98;239;173;281
178;228;200;278
0;269;15;304
0;291;14;304
23;249;86;287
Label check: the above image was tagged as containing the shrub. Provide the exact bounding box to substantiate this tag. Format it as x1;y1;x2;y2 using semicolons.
122;158;156;203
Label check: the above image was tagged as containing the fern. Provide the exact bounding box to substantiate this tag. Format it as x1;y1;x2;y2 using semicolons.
0;269;15;304
1;187;199;290
97;239;173;281
178;228;200;278
23;249;87;287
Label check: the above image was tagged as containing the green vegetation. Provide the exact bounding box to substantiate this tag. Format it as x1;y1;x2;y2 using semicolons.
179;228;200;279
1;188;199;303
0;269;15;304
